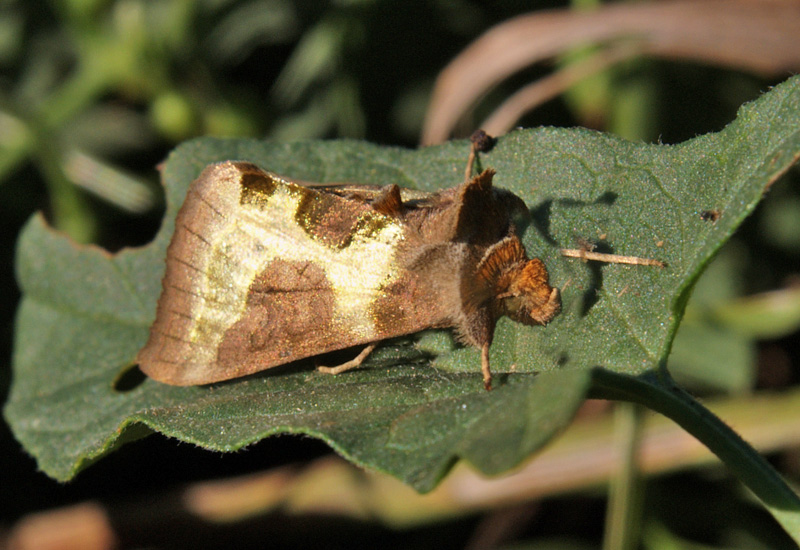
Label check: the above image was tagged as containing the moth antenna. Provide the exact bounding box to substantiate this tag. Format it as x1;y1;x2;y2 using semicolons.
371;184;404;217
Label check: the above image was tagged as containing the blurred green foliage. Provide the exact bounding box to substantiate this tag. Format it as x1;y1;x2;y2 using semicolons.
0;0;500;244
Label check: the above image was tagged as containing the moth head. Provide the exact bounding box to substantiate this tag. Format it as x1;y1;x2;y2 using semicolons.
497;258;561;326
474;235;561;326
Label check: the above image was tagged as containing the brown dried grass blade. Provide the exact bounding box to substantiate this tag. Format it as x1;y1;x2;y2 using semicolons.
422;0;800;144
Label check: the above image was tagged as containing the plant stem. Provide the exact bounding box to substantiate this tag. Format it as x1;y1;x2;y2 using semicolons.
590;368;800;542
603;402;645;550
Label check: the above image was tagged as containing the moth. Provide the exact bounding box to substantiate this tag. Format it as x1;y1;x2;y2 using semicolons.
137;160;561;391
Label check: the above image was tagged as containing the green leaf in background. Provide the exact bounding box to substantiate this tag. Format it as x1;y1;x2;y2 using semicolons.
667;246;756;394
6;76;800;492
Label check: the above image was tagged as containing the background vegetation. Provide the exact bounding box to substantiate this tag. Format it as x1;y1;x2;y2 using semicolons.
2;0;800;548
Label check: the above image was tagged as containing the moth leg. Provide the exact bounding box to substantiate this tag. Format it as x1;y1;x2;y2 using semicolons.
317;343;378;375
464;129;496;182
481;342;493;391
464;145;477;182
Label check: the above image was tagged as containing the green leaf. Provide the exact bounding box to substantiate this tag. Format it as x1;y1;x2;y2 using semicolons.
668;247;756;394
6;76;800;496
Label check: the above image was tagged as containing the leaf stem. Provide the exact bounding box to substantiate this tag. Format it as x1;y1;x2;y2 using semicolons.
589;368;800;542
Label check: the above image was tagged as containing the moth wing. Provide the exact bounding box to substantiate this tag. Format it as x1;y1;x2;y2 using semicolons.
138;161;439;385
305;183;434;204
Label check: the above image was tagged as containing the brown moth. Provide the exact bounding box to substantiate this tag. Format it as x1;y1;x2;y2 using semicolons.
137;161;561;390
